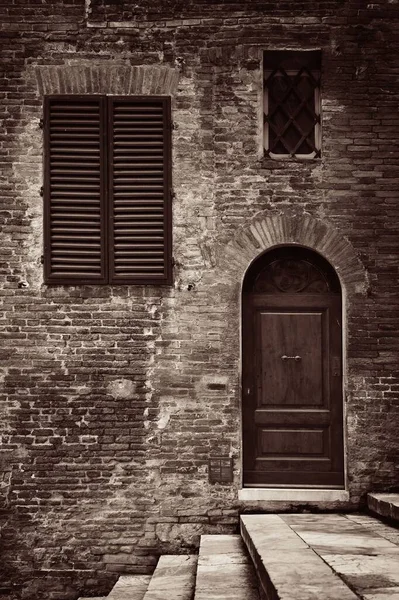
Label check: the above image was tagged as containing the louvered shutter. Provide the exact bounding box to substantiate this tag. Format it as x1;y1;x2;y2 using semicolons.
44;96;107;284
108;97;172;284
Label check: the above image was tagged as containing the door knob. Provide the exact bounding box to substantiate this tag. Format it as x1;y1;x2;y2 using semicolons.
281;355;301;361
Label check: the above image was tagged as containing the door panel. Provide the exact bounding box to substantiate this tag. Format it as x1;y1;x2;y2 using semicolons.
259;428;325;455
259;311;324;407
243;293;344;488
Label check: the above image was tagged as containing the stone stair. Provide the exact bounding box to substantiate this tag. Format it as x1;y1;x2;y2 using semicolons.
77;538;258;600
242;513;399;600
143;555;197;600
78;556;197;600
368;492;399;523
79;510;399;600
108;574;151;600
194;534;260;600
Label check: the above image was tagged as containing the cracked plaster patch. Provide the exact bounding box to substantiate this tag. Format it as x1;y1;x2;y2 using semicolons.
107;378;137;399
157;406;172;430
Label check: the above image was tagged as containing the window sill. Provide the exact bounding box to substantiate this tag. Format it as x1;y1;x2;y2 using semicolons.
260;153;322;163
238;488;350;502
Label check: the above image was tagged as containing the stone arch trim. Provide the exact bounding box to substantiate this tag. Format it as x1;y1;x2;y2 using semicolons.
34;64;180;96
219;214;368;296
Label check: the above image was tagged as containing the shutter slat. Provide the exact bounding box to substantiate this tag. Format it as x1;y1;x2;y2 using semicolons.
50;193;101;199
50;183;100;188
113;156;164;161
53;237;101;246
114;143;164;149
114;208;163;214
52;249;100;254
51;127;100;132
49;162;100;168
50;148;101;154
44;97;106;284
115;236;164;241
114;164;164;168
50;142;100;147
109;97;171;283
51;214;102;221
113;193;164;198
51;257;102;264
52;235;102;242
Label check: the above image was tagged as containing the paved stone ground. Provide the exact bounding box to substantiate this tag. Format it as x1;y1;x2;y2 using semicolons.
346;512;399;546
280;514;399;600
242;513;399;600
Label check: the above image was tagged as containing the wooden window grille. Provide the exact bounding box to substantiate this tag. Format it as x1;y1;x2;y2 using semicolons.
264;51;321;158
43;95;172;285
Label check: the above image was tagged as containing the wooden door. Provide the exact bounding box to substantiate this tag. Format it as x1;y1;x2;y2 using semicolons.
242;248;344;488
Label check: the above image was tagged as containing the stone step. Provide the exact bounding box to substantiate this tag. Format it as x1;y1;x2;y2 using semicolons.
368;493;399;523
142;554;197;600
241;514;358;600
241;513;399;600
107;575;152;600
78;597;106;600
194;534;260;600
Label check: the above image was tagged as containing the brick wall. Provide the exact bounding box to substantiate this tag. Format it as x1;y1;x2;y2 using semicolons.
0;0;398;598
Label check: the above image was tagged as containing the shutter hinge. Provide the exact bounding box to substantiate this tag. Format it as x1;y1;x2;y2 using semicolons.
170;189;175;200
171;121;177;130
40;255;44;264
39;118;44;129
39;186;44;197
171;257;176;267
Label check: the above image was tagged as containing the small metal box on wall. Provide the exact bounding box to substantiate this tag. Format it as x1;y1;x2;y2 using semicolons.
208;457;234;484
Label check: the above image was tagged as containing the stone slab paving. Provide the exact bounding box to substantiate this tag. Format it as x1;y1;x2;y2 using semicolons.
345;512;399;546
281;514;399;600
368;493;399;524
107;575;151;600
142;554;197;600
194;534;260;600
241;514;358;600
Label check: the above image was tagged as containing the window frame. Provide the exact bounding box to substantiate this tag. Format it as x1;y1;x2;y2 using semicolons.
263;51;322;160
43;94;173;286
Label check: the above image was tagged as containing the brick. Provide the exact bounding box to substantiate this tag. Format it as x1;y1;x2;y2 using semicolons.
0;1;398;599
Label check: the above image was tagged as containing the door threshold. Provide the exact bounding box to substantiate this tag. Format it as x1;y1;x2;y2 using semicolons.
238;488;350;502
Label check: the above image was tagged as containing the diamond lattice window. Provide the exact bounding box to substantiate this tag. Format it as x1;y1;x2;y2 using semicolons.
264;51;321;158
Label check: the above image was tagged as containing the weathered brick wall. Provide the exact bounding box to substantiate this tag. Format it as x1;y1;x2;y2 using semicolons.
0;0;398;598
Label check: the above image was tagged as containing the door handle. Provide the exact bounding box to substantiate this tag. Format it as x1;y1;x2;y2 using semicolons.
281;355;301;361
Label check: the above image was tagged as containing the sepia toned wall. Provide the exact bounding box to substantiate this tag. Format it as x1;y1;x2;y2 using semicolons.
0;1;398;598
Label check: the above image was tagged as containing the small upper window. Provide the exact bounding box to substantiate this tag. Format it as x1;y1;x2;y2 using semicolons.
263;50;321;159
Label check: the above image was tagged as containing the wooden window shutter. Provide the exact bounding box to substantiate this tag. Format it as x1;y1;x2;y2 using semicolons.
44;95;172;285
108;96;172;285
44;96;108;284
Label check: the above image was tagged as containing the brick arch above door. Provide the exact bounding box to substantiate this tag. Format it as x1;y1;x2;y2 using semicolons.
219;214;368;297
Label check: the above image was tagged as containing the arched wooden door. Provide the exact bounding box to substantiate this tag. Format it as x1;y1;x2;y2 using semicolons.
242;247;344;488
